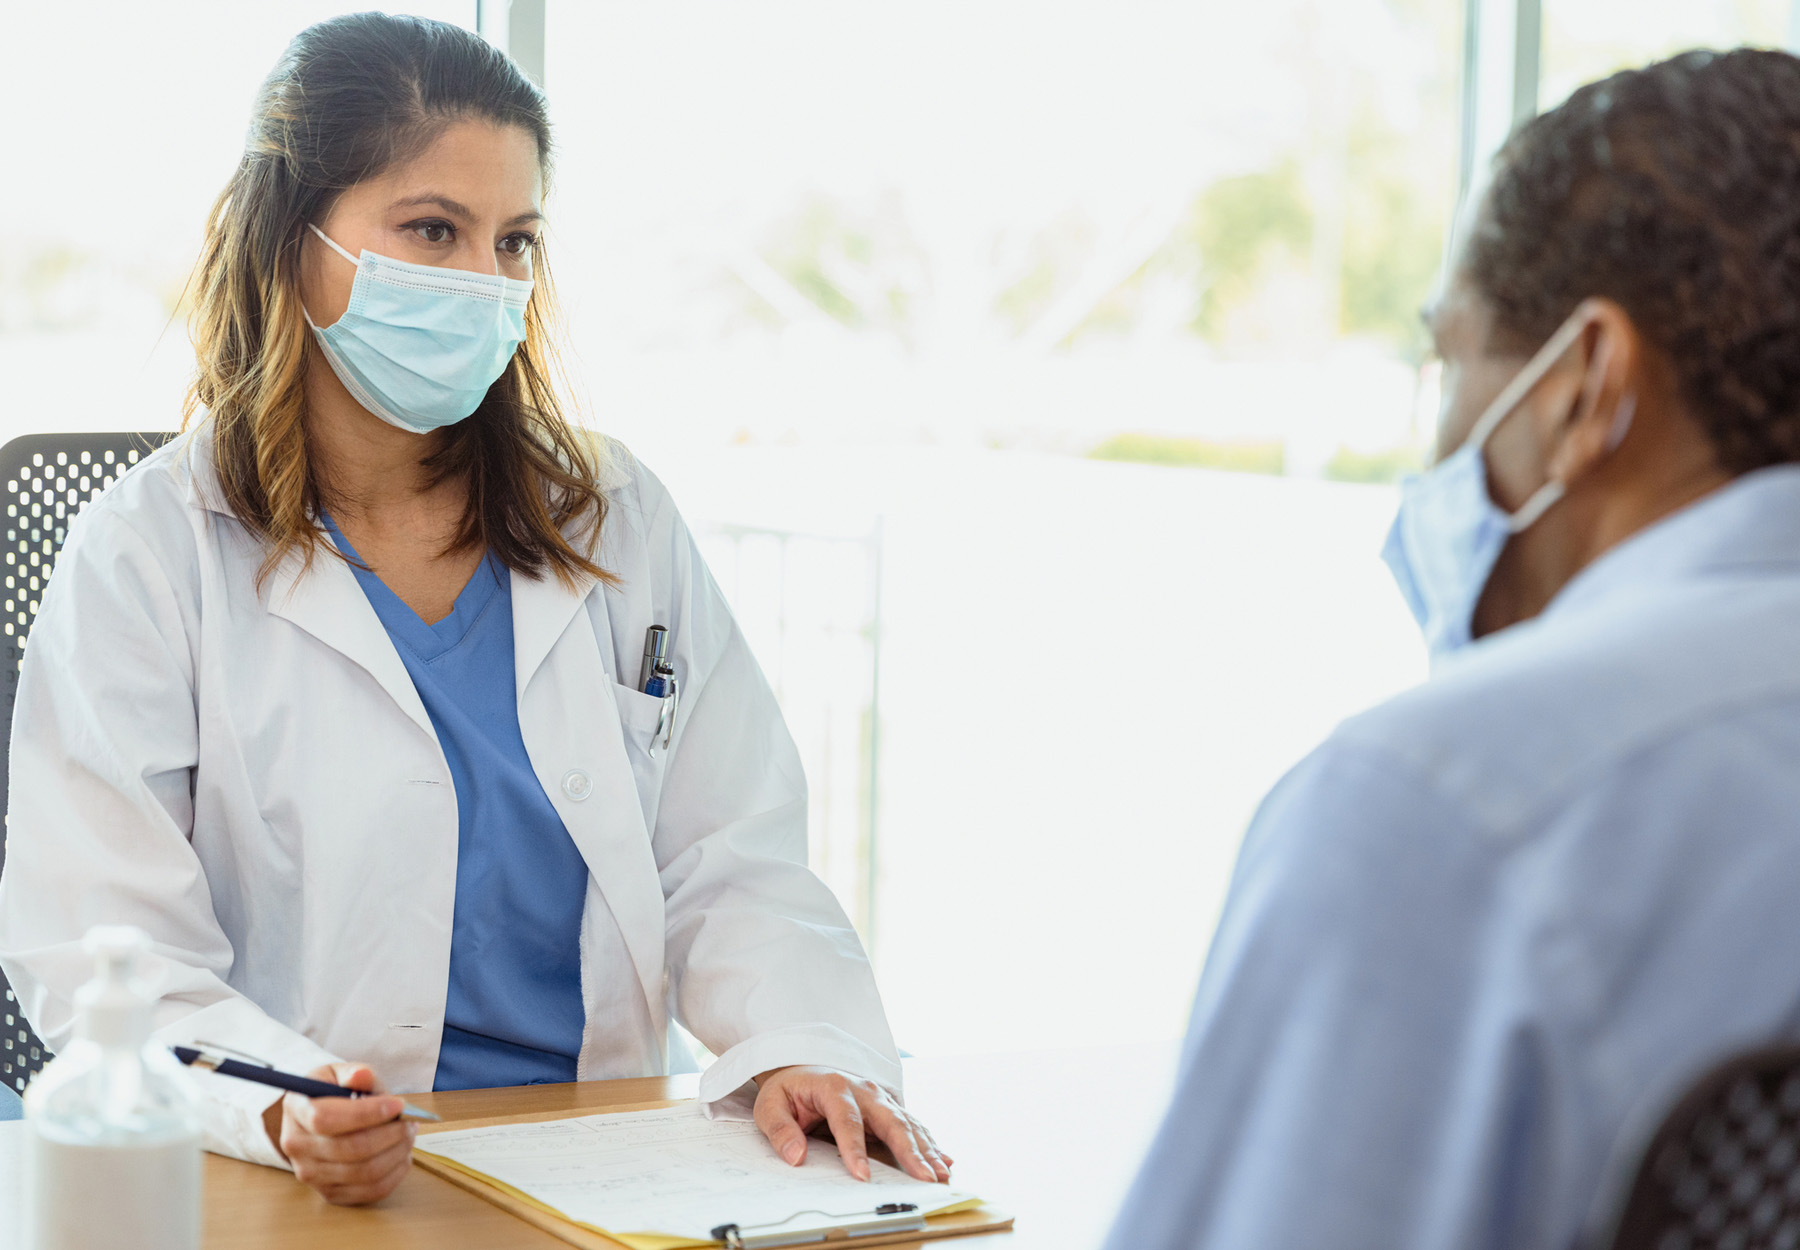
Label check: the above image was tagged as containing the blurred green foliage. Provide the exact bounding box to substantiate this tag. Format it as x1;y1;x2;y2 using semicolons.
1089;433;1287;475
773;199;870;328
1323;444;1424;483
993;210;1100;338
0;247;98;332
735;0;1458;375
748;192;925;342
1180;164;1314;342
1339;105;1445;355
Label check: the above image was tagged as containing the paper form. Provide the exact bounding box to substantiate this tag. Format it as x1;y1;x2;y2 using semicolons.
414;1103;978;1246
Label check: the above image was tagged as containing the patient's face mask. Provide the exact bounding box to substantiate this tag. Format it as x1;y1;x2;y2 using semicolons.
302;223;534;435
1381;312;1633;661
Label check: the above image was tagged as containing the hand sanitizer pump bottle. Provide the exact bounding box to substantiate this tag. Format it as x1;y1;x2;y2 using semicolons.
22;926;201;1250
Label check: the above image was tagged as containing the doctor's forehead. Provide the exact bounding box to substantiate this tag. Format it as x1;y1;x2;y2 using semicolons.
372;120;544;212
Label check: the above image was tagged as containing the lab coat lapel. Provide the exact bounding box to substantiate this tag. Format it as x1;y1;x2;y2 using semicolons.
262;548;437;743
179;431;436;744
512;560;596;694
512;569;668;1033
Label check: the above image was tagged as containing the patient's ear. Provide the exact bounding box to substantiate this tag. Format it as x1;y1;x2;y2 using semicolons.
1544;298;1640;488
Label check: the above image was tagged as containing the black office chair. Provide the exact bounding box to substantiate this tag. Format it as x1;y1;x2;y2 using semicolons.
1593;1042;1800;1250
0;431;176;1096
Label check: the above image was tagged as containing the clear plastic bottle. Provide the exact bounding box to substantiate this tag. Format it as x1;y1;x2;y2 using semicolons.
22;926;201;1250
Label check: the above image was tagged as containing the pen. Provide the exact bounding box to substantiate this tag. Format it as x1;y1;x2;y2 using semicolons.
640;625;680;755
170;1045;440;1122
640;625;670;691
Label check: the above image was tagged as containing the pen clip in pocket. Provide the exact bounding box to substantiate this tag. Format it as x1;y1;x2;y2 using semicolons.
650;677;680;757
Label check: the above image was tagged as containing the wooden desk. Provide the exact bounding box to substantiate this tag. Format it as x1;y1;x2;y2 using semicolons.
0;1042;1177;1249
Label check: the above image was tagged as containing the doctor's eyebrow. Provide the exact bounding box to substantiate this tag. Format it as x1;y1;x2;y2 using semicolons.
389;194;544;227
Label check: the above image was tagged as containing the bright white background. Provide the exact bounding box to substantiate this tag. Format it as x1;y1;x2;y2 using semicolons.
1;0;1787;1059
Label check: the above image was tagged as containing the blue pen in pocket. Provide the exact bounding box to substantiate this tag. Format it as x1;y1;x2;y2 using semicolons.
644;663;674;699
640;626;680;754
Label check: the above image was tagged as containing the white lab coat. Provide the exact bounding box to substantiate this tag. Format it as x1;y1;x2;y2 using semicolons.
0;429;900;1168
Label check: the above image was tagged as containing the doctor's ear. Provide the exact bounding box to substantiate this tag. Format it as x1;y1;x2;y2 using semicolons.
1541;298;1642;488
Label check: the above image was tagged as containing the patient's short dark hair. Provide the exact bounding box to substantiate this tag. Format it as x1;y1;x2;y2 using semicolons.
1466;48;1800;474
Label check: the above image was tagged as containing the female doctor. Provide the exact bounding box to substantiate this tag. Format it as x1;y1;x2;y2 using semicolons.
0;13;948;1205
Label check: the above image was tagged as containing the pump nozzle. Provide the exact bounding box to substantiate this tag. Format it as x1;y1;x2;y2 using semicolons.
73;925;156;1049
83;924;151;969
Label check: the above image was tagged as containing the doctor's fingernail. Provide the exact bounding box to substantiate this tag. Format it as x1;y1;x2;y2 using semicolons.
783;1143;802;1164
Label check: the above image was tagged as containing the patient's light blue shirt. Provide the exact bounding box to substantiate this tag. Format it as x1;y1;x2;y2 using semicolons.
325;522;589;1090
1107;466;1800;1250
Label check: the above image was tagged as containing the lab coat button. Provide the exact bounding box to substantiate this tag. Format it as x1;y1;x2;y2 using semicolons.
561;769;592;801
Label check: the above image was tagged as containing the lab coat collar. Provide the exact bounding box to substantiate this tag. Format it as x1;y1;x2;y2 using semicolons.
1545;464;1800;623
178;422;237;520
260;544;439;744
170;427;437;739
182;419;604;704
511;563;605;698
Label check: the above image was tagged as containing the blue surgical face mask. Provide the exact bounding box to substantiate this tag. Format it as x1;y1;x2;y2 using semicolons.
301;223;534;435
1381;312;1634;662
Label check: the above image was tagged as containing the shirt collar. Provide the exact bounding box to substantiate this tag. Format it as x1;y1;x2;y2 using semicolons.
1544;464;1800;622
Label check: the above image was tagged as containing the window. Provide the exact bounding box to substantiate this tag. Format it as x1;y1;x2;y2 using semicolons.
1541;0;1794;109
542;1;1451;1051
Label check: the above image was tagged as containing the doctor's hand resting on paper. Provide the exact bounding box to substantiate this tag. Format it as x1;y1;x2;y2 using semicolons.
0;14;946;1205
1106;49;1800;1250
753;1066;953;1182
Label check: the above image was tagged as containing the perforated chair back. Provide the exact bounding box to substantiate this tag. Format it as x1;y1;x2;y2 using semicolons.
0;431;176;1096
1594;1042;1800;1250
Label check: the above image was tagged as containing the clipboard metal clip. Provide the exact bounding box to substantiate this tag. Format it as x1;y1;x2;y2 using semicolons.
711;1203;923;1250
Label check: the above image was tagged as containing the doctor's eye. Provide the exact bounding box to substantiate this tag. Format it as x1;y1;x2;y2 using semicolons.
406;219;455;245
498;231;538;257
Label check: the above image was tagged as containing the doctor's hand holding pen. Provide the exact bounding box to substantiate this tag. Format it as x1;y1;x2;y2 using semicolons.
262;1063;416;1205
754;1066;954;1183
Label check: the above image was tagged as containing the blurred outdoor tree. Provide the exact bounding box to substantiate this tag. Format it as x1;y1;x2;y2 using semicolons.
730;0;1455;368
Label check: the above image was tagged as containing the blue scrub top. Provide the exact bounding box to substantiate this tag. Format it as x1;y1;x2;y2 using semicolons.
324;520;589;1090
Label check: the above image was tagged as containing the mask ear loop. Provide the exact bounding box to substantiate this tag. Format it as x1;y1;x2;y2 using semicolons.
1503;363;1637;536
1465;312;1594;453
1457;310;1591;536
307;223;362;267
1505;477;1566;534
299;223;363;330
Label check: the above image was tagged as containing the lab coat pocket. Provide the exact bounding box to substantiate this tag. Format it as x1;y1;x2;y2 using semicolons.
612;682;676;806
613;681;671;744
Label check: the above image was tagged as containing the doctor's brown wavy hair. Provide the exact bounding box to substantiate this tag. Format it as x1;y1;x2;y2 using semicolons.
1466;47;1800;475
182;12;614;587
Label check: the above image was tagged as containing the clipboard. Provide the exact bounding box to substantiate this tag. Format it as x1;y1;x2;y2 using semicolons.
411;1101;1014;1250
